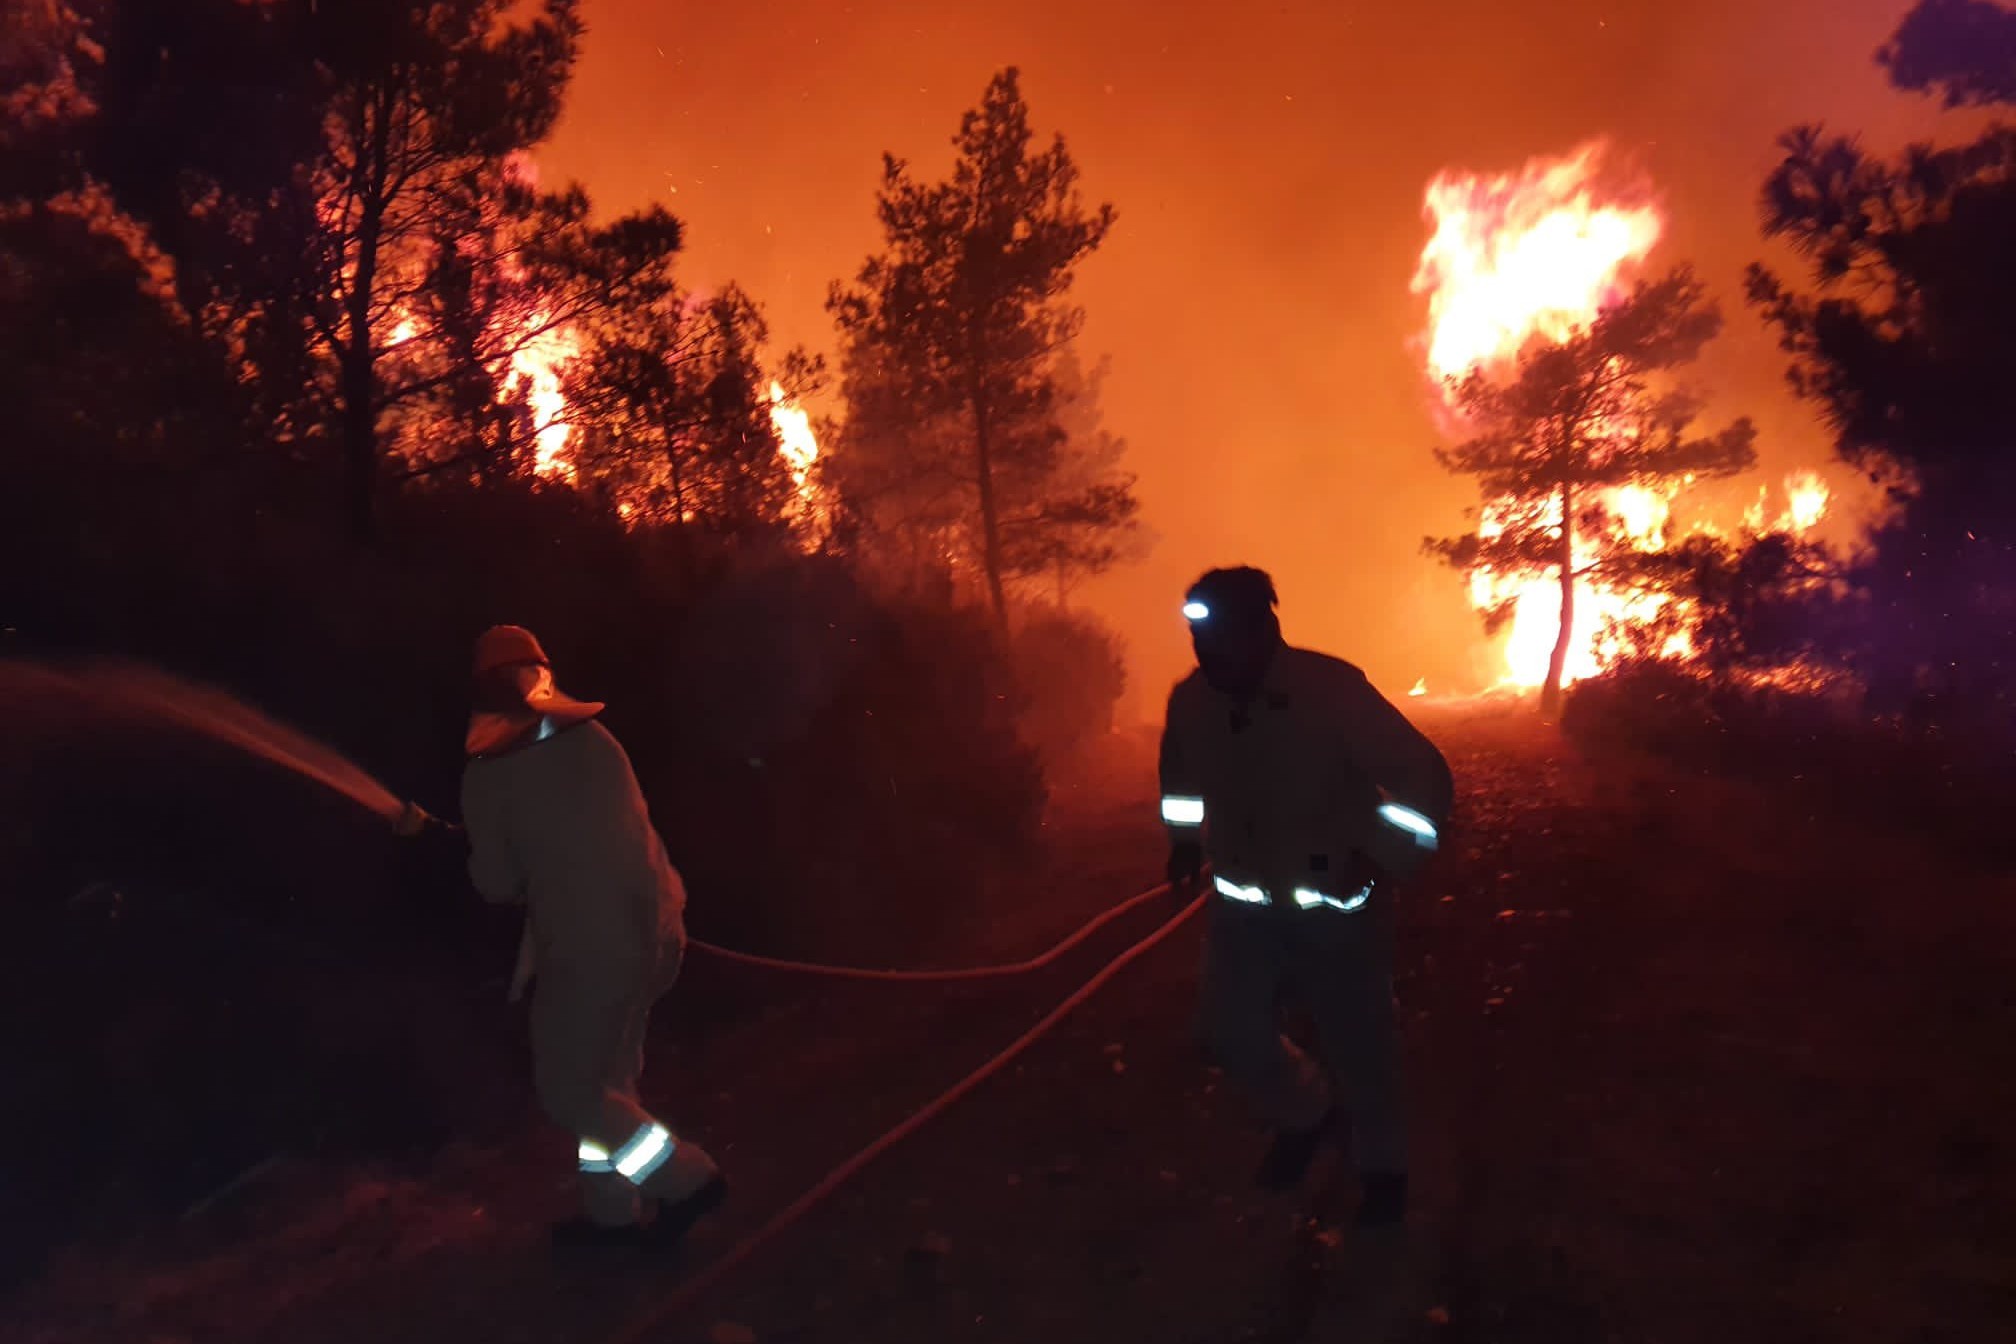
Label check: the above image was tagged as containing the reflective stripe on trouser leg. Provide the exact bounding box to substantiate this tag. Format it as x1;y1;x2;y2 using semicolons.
612;1122;676;1183
533;974;664;1226
1196;911;1329;1131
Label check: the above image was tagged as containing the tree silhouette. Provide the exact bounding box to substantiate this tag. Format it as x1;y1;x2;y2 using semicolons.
1427;267;1758;715
69;0;683;536
994;351;1147;607
828;67;1122;623
1746;0;2016;720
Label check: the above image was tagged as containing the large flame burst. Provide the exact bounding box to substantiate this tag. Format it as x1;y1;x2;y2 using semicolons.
1414;141;1827;690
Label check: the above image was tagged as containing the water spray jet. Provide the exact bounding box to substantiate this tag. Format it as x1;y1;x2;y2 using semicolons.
1;659;448;835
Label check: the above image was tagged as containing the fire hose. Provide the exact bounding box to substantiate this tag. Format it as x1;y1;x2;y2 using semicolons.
686;881;1177;981
404;795;1219;1332
602;884;1209;1344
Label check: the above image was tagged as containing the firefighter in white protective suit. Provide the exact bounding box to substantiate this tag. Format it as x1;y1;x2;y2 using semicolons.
1159;568;1453;1227
455;625;726;1249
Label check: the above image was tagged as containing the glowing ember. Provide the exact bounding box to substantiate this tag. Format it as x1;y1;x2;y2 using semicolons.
1413;141;1662;387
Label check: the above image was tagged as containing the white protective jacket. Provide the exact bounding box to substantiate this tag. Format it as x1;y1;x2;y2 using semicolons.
1158;646;1453;908
462;720;686;986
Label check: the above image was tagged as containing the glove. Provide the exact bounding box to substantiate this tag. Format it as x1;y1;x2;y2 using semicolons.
1340;849;1385;897
392;801;461;839
1166;840;1205;892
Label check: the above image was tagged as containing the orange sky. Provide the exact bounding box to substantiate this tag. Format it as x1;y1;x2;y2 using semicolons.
536;0;1970;718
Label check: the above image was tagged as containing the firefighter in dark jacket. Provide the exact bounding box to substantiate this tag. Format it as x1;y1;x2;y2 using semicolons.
1159;568;1453;1225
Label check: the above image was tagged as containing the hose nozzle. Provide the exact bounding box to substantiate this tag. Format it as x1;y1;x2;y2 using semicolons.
392;800;434;837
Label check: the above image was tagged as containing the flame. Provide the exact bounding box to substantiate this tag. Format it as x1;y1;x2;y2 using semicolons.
767;380;828;542
1465;491;1693;689
1745;471;1834;535
1607;483;1670;550
507;315;578;480
1408;678;1428;697
767;380;818;496
1413;141;1662;387
1784;470;1830;532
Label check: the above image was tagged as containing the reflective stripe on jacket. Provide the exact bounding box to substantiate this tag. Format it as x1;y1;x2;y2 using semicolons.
1158;646;1453;897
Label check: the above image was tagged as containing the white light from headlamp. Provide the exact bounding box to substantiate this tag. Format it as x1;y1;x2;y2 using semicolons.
1377;802;1439;850
1182;601;1210;622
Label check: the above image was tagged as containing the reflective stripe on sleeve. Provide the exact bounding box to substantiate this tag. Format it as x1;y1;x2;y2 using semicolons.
1377;802;1439;850
1213;875;1271;906
1160;795;1205;827
1293;885;1371;913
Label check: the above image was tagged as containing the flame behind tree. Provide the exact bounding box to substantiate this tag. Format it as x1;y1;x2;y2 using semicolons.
1426;268;1758;716
68;0;689;534
565;285;818;546
292;0;592;533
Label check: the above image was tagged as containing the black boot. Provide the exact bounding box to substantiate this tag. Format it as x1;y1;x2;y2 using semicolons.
1355;1171;1408;1228
648;1174;728;1246
1254;1107;1340;1191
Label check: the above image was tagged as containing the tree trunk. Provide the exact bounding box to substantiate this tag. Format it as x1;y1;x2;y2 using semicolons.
340;104;391;541
971;386;1010;626
341;351;378;539
1542;481;1576;717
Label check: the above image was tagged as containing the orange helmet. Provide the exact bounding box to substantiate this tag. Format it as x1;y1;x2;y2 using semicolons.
471;625;549;678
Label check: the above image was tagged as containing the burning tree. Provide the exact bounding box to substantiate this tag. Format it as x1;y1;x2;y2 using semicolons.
827;67;1134;622
1426;267;1758;716
1747;0;2016;722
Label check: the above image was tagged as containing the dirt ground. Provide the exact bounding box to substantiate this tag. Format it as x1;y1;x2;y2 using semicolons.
11;702;2015;1343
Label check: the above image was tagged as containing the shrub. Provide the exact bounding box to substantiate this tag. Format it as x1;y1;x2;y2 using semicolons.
1009;609;1128;766
0;468;1053;1268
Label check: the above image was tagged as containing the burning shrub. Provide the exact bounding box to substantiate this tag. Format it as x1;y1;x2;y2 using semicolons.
1009;610;1128;767
1559;656;1722;752
1598;530;1854;684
